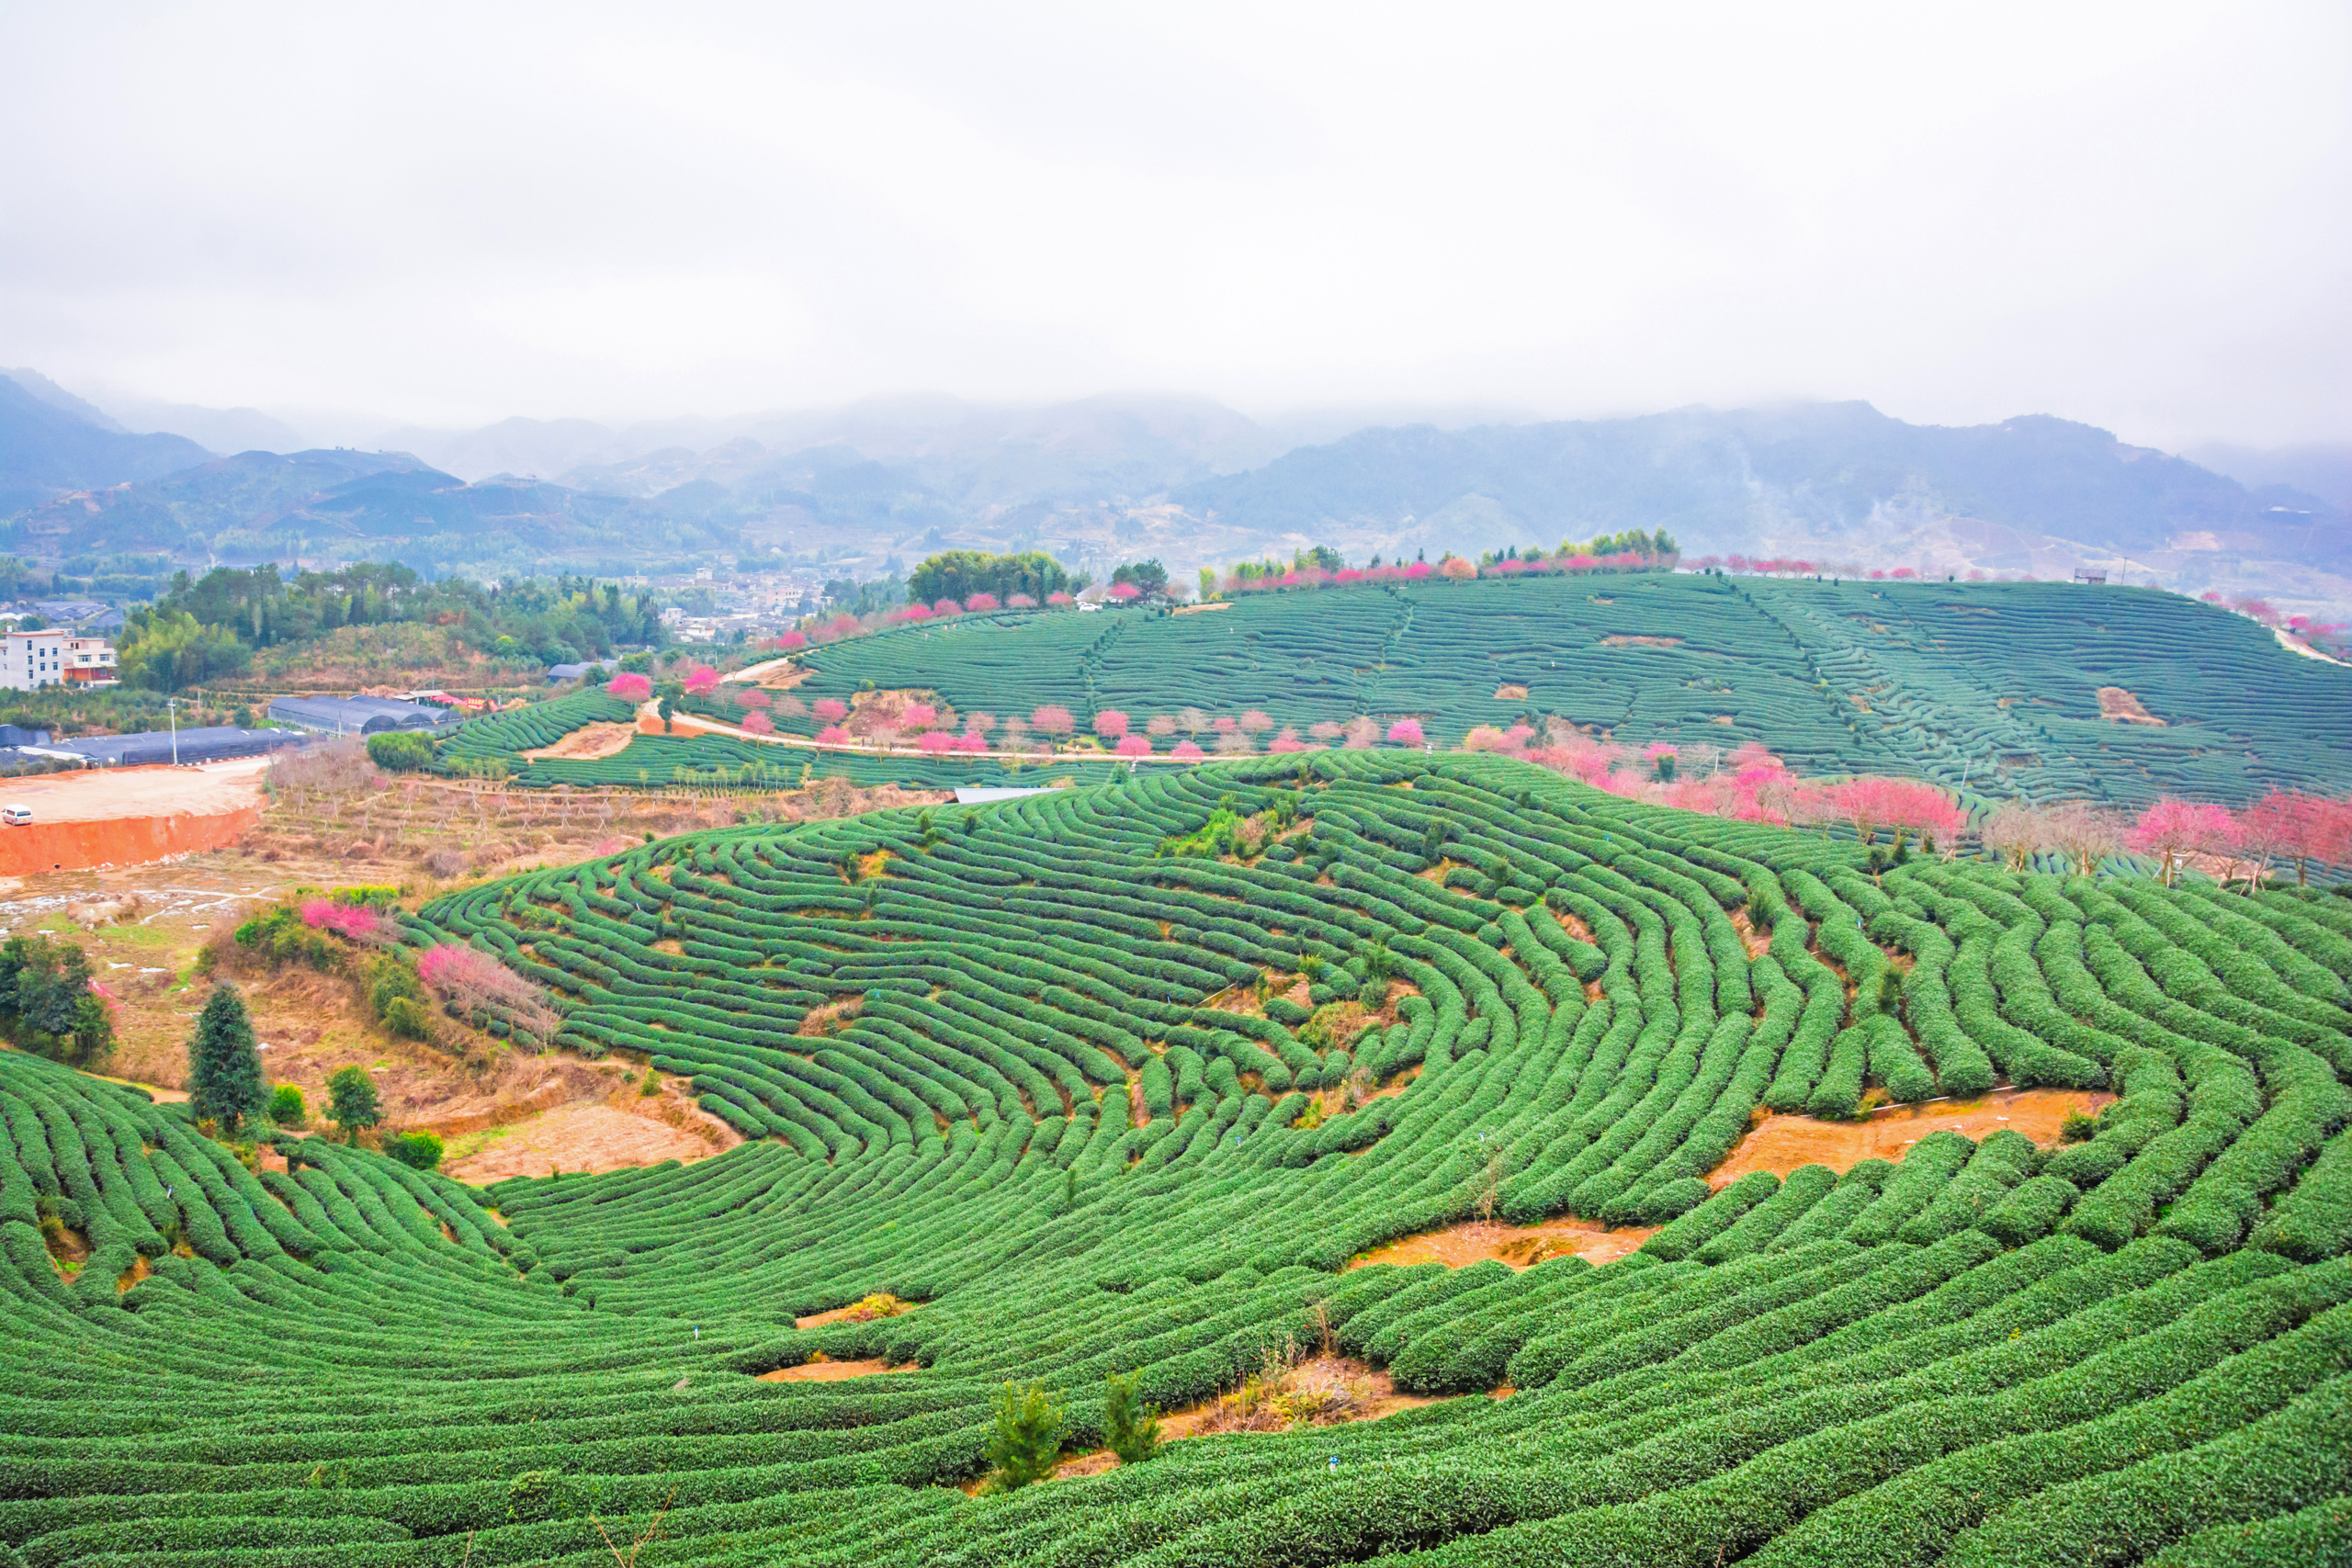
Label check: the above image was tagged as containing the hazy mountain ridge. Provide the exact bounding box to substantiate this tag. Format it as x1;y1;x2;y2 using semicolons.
3;367;2344;616
0;374;214;518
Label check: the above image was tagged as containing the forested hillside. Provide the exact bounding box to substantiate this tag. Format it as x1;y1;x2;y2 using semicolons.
5;752;2348;1564
780;573;2352;807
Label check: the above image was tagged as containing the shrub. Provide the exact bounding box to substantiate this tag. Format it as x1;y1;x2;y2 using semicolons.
365;731;436;773
384;1131;444;1170
266;1084;307;1127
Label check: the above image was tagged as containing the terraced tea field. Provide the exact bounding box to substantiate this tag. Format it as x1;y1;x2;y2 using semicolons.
775;575;2352;806
5;751;2348;1565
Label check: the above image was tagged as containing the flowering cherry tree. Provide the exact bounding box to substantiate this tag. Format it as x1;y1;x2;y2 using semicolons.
683;666;719;696
775;631;808;651
813;697;849;723
1386;718;1425;746
1114;735;1151;757
1032;705;1076;744
741;711;775;736
1092;709;1130;742
605;672;652;702
1171;739;1205;761
2127;798;2235;886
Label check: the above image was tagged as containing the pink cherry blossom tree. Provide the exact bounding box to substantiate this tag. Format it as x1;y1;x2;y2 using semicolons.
1092;709;1130;742
683;666;719;695
1238;709;1273;735
1171;739;1205;761
605;672;652;702
1146;714;1178;738
1114;735;1151;757
902;703;938;730
2127;797;2234;886
817;725;851;745
965;592;1001;612
813;697;849;724
741;711;775;736
917;730;955;753
1032;705;1076;746
1386;718;1425;747
775;630;808;651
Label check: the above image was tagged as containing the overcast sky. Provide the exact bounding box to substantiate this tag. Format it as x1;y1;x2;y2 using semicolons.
3;2;2346;448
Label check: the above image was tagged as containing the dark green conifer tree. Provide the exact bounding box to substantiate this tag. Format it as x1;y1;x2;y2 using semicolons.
187;984;265;1135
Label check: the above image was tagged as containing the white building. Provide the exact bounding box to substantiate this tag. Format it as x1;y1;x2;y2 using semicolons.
1;629;65;691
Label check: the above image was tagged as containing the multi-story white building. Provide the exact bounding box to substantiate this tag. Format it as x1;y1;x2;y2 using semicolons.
0;629;65;691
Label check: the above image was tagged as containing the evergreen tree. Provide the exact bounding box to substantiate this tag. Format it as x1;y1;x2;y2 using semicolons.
187;984;265;1135
981;1382;1063;1493
327;1065;382;1144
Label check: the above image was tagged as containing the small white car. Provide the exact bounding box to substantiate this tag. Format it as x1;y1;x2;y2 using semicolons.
1;806;30;826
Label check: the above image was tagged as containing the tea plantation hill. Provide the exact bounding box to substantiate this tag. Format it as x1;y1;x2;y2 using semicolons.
4;750;2349;1565
776;572;2352;807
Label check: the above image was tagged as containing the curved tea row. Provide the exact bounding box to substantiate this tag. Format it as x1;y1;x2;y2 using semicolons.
1;752;2346;1565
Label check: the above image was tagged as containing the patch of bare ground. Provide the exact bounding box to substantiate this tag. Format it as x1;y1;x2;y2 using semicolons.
794;1293;916;1330
758;1359;915;1383
1729;908;1770;960
1707;1085;2118;1188
1050;1355;1446;1482
1493;682;1529;700
520;722;639;761
1171;601;1233;616
1600;634;1680;648
2097;687;2165;726
440;1086;739;1184
1348;1216;1652;1271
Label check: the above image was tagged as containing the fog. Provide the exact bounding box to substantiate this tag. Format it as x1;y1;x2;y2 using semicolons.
3;2;2346;449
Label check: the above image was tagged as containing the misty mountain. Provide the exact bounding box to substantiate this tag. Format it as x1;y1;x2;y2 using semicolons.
2188;442;2352;518
1170;402;2350;579
0;373;215;518
374;416;661;484
96;394;308;457
1;442;747;580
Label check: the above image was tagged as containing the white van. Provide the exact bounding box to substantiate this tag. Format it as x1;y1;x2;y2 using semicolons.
1;805;31;826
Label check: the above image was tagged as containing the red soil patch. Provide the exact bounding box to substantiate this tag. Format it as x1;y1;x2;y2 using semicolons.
759;1358;915;1383
2096;687;2165;726
0;761;268;875
1348;1216;1653;1271
1708;1085;2117;1188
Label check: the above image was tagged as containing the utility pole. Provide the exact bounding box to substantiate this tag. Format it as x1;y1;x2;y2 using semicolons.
169;697;178;766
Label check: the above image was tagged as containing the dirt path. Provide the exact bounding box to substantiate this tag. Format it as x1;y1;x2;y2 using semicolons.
1708;1085;2115;1187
